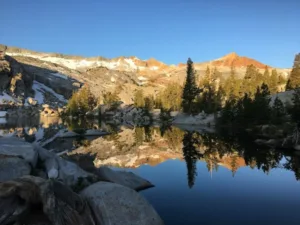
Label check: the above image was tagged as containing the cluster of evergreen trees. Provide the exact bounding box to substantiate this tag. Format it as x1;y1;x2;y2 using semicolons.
66;86;98;116
218;83;286;127
181;58;288;115
133;82;182;111
180;53;300;127
286;54;300;90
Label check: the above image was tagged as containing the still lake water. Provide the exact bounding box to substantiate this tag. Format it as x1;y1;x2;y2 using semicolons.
1;118;300;225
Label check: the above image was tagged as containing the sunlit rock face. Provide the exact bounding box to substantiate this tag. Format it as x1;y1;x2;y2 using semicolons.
67;126;246;175
0;49;33;102
69;126;184;168
4;45;290;105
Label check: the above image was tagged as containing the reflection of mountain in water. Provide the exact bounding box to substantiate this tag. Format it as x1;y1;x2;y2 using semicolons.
70;126;185;168
69;126;300;186
0;116;64;144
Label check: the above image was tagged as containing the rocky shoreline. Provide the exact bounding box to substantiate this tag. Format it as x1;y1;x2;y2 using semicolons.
0;137;164;225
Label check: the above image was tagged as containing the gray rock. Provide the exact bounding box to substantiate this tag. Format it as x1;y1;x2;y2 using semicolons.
27;97;38;106
44;157;59;179
97;166;154;191
57;157;95;186
0;176;95;225
0;155;31;182
0;137;37;166
34;144;55;161
58;131;80;138
0;44;7;53
80;182;164;225
294;145;300;151
265;139;282;147
34;144;95;186
85;129;108;136
254;139;267;145
42;104;50;108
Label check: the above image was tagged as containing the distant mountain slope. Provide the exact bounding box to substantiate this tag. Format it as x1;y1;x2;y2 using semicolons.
1;44;291;105
210;52;268;69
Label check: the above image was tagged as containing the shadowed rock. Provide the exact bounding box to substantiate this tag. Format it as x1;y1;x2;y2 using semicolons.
0;137;37;166
96;166;154;191
0;176;96;225
80;181;164;225
0;155;31;182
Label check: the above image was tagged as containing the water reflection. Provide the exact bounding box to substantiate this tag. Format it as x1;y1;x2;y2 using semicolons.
2;117;300;184
69;125;300;184
0;116;64;144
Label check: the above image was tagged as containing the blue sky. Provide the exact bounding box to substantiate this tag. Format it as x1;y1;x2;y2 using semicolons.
1;0;299;68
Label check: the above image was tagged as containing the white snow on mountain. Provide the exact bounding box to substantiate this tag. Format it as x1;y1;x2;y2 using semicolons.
0;92;17;103
51;72;68;80
7;52;140;71
32;81;67;104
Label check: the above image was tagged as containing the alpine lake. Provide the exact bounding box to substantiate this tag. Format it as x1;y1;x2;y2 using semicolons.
1;116;300;225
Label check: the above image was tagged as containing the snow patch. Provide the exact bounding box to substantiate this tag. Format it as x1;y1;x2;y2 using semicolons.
150;66;159;71
138;76;148;81
173;112;215;126
0;118;6;124
34;128;45;143
7;52;141;71
0;111;7;117
124;59;137;70
51;72;68;80
0;92;17;103
270;90;294;106
32;81;67;104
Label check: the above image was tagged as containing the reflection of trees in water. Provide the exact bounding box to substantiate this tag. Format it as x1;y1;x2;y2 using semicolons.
163;127;185;151
182;132;203;188
144;126;154;142
134;127;144;146
97;124;300;181
283;156;300;180
64;117;100;131
181;130;300;183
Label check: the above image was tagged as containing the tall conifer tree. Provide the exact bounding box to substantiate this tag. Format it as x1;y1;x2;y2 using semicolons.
182;58;200;113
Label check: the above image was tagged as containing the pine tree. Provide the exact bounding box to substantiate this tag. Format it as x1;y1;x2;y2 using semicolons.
286;53;300;90
201;85;216;114
241;64;259;96
271;96;285;124
160;83;182;111
269;69;279;94
182;131;202;188
211;67;222;83
144;95;155;111
102;89;120;109
291;88;300;124
182;58;200;113
236;93;254;125
262;66;270;85
224;65;240;100
253;83;271;123
133;89;145;108
219;98;237;125
66;86;97;116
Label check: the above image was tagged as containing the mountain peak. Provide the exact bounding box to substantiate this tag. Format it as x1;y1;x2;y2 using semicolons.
212;52;268;69
222;52;238;59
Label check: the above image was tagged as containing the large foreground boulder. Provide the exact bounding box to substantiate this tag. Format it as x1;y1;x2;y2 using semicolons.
0;176;96;225
80;182;164;225
97;166;154;191
34;144;97;187
0;137;37;166
0;155;31;182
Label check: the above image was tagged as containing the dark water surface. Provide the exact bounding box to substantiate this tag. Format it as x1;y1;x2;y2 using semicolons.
133;160;300;225
1;118;300;225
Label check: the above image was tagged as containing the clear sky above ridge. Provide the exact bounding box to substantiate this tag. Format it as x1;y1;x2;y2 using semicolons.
1;0;299;68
